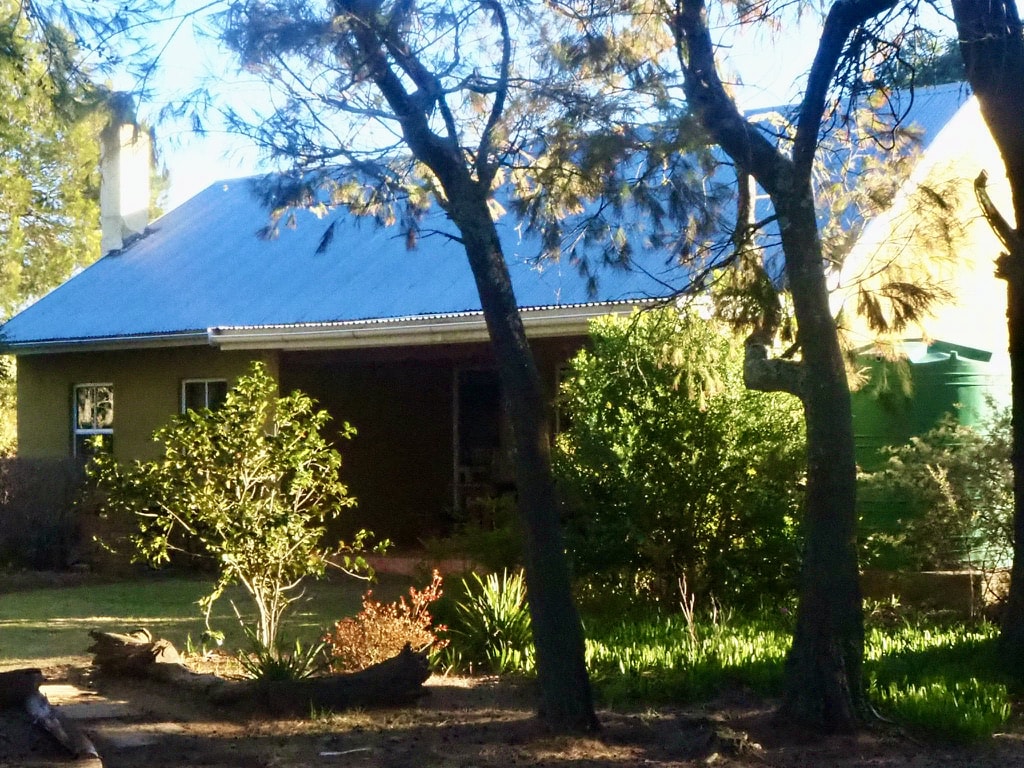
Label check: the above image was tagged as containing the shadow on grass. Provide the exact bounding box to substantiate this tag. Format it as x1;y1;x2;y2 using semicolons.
0;572;415;667
592;657;785;708
25;671;1024;768
866;632;1003;687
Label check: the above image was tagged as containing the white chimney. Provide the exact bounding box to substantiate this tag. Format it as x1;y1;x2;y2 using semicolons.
100;120;151;254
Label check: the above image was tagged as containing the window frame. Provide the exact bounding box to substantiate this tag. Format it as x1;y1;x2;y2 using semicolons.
181;378;228;414
72;382;114;458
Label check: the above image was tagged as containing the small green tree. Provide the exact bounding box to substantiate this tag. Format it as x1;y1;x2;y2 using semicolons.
89;361;372;652
555;308;806;607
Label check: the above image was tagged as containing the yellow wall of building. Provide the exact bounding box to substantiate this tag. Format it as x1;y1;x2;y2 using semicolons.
14;335;585;547
835;97;1011;366
16;346;276;461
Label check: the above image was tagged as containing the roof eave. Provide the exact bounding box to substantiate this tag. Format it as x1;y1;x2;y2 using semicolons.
1;330;212;356
208;302;659;351
1;301;666;356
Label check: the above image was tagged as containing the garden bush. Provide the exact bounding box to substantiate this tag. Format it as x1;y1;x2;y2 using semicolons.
237;630;327;681
859;405;1012;575
423;492;521;572
555;308;806;606
437;569;534;674
87;361;379;653
323;570;448;671
0;457;85;570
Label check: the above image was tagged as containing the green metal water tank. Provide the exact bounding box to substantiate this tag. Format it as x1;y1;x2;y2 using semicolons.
852;340;997;471
851;339;1006;567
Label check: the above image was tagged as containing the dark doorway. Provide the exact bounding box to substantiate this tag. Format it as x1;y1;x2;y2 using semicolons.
455;368;513;518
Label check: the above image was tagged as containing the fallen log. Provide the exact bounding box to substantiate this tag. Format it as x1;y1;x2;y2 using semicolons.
224;644;432;715
87;628;231;698
88;629;431;716
0;668;100;760
87;627;181;673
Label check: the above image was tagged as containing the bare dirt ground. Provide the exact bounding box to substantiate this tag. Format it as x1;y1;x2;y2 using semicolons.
2;661;1024;768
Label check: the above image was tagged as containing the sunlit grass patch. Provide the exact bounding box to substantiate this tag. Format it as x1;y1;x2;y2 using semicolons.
870;677;1012;741
584;608;791;705
1;571;1020;743
584;604;1015;742
864;620;1011;741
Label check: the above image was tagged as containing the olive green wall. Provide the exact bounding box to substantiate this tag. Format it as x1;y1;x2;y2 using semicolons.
16;347;276;462
16;334;584;547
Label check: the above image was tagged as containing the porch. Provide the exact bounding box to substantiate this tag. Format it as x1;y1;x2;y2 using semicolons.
279;336;580;546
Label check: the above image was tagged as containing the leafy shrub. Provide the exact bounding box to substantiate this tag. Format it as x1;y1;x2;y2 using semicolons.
860;406;1012;573
423;493;521;572
323;570;448;671
87;361;375;652
556;308;806;606
438;569;534;675
238;629;326;681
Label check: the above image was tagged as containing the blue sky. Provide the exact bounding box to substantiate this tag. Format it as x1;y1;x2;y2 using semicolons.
122;5;932;211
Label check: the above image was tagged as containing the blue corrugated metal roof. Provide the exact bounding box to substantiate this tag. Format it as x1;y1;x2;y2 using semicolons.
0;83;972;350
0;177;694;348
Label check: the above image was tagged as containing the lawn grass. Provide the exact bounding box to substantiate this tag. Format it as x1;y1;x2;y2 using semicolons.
0;570;414;669
583;604;1015;742
2;572;1017;742
585;608;792;705
864;620;1012;741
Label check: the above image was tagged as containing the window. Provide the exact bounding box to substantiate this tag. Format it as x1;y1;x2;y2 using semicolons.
182;379;228;413
73;383;113;458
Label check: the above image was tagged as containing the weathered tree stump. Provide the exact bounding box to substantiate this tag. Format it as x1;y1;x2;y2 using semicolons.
87;628;181;673
0;668;100;760
88;628;431;716
87;628;230;697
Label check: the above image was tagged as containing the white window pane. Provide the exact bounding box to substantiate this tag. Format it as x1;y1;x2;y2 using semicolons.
93;386;114;428
73;384;113;458
76;385;113;430
76;388;94;430
183;380;228;412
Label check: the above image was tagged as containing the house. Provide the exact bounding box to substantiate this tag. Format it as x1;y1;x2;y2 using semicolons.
0;119;699;546
834;83;1013;361
0;81;1009;549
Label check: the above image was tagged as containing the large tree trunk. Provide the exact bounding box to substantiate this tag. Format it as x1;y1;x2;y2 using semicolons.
999;252;1024;669
337;3;599;731
448;187;599;733
674;0;871;733
774;202;864;731
952;0;1024;671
